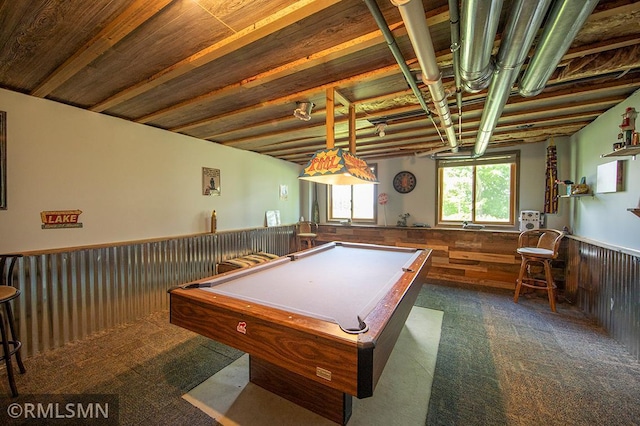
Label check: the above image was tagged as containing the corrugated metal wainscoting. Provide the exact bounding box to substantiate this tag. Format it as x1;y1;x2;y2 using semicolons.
9;226;295;357
565;237;640;361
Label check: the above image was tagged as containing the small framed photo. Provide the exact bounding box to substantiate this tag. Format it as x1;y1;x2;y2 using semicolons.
279;184;288;200
266;210;281;227
202;167;221;196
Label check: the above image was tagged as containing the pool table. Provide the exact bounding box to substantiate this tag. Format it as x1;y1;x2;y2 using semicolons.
169;241;432;424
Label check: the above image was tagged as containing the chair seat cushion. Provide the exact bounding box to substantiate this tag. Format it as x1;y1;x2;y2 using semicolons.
217;252;280;274
517;247;554;257
0;285;18;302
255;252;280;260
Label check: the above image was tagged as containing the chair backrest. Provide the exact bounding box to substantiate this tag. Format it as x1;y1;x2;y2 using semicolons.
298;221;317;234
0;254;22;287
518;229;564;258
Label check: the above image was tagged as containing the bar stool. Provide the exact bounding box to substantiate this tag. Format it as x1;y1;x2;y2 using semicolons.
514;229;564;312
0;254;26;397
296;221;318;251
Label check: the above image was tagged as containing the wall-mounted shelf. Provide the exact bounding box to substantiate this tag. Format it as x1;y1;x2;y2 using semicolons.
628;208;640;218
559;193;593;199
601;145;640;160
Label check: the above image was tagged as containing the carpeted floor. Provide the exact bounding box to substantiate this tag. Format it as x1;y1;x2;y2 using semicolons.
2;281;639;425
419;282;640;426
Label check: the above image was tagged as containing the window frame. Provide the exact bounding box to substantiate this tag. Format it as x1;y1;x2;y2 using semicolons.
436;151;519;227
326;163;378;224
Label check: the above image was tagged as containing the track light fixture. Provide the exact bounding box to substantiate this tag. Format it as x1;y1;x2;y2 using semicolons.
293;102;315;121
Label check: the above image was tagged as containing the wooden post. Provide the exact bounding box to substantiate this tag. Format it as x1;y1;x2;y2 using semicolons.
349;103;356;154
326;87;335;149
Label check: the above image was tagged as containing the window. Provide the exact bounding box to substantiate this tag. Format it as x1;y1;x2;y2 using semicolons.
437;152;518;226
328;164;377;223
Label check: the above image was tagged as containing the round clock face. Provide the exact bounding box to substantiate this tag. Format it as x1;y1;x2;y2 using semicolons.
393;171;416;193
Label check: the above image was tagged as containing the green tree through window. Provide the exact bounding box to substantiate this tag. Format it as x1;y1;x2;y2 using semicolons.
438;152;518;225
476;163;511;221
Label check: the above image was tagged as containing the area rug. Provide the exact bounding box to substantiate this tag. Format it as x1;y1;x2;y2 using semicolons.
183;306;443;425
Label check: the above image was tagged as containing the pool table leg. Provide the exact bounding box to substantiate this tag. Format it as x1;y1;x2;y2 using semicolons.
249;355;352;425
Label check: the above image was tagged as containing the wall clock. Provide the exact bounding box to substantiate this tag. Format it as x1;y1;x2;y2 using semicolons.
393;171;416;193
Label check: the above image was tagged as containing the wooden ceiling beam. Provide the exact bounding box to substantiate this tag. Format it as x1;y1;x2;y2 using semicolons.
137;22;407;124
137;6;451;128
31;0;173;98
174;63;406;134
588;0;640;21
258;98;616;158
563;34;640;60
219;86;630;152
204;88;416;142
247;108;606;160
199;58;639;143
333;89;352;108
90;0;341;113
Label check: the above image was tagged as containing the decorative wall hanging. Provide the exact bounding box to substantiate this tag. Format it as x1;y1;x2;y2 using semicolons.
378;192;388;226
202;167;221;196
41;210;83;229
544;141;558;214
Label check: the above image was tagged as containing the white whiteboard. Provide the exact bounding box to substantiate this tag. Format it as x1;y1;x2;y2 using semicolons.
596;160;623;193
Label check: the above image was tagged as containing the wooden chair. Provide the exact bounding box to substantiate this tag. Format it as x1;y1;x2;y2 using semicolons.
514;229;564;312
0;254;26;397
296;221;318;251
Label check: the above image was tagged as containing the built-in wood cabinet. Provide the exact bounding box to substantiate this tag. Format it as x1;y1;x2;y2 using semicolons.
316;225;523;289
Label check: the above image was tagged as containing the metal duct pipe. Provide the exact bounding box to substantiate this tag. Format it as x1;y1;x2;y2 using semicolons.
518;0;599;97
391;0;458;152
363;0;436;125
473;0;552;157
448;0;463;138
460;0;503;93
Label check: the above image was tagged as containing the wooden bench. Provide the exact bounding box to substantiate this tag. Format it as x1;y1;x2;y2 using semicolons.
216;252;280;274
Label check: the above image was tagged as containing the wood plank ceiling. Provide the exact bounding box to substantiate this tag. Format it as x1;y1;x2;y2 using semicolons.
1;0;639;164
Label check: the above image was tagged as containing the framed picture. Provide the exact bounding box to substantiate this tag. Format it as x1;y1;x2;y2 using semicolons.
279;184;288;200
202;167;221;196
0;111;6;209
266;210;281;227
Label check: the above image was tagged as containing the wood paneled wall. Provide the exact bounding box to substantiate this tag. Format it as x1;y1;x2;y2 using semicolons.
316;225;521;289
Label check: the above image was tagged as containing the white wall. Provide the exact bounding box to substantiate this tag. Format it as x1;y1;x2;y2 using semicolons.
0;89;301;252
570;89;640;251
